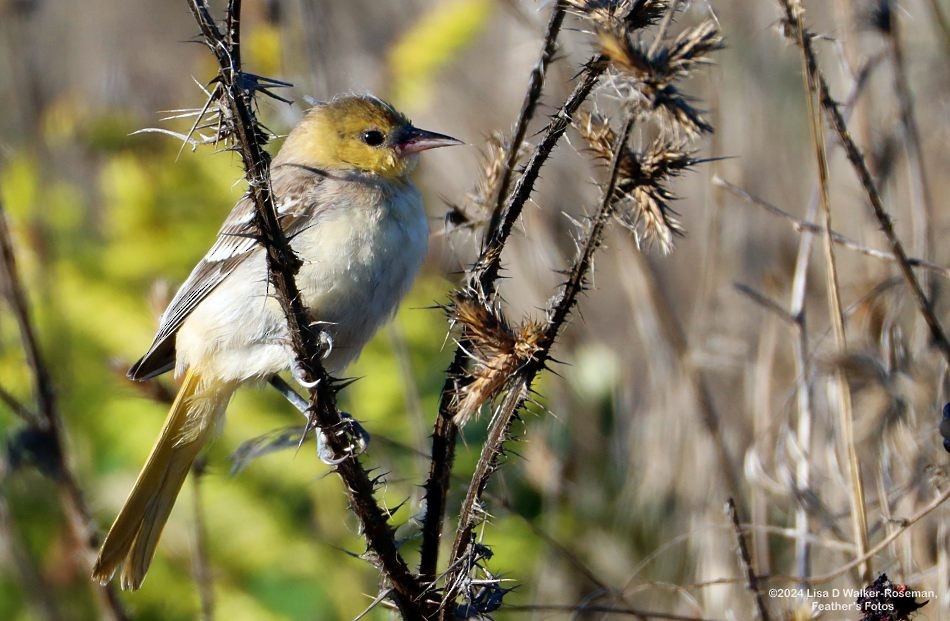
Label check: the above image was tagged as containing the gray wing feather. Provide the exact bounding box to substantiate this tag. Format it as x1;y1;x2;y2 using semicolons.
128;168;324;380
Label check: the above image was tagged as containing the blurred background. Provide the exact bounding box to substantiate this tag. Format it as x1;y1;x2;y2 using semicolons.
1;0;948;619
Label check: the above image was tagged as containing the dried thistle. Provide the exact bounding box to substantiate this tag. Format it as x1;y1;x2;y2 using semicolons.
596;20;723;136
445;133;525;234
448;292;544;425
577;111;699;252
566;0;668;32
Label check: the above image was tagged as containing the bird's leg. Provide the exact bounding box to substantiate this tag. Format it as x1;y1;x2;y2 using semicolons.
268;375;309;413
267;375;370;464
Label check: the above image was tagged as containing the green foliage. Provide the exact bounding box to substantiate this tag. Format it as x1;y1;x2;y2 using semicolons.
0;102;459;621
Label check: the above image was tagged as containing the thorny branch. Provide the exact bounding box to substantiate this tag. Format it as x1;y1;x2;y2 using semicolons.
420;56;606;582
184;1;426;616
439;116;636;616
726;499;771;621
428;4;727;614
486;0;567;237
0;192;129;620
419;0;568;581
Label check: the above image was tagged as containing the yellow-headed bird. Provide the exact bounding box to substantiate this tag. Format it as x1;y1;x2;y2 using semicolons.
93;95;460;590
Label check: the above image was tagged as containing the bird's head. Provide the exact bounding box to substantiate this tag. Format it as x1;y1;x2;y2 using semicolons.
275;95;462;180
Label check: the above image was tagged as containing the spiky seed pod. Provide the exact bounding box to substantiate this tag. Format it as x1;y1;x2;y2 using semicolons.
595;20;723;136
445;133;523;234
577;111;696;252
449;292;544;425
661;21;724;80
566;0;668;31
469;133;507;211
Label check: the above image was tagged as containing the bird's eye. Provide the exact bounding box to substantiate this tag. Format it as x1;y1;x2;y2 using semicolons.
360;130;385;147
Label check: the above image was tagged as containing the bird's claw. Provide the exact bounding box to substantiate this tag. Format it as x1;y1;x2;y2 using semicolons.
290;362;320;389
316;412;370;465
310;321;335;360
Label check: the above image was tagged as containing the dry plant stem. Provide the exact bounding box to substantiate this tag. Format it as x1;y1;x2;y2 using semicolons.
750;317;775;576
0;384;40;424
418;2;567;580
440;116;633;616
787;196;816;584
776;0;950;368
185;1;425;616
419;58;605;582
0;193;129;620
475;59;605;294
648;0;682;57
733;185;817;581
792;1;871;584
832;0;872;154
713;177;950;278
726;499;771;621
485;0;566;236
734;284;796;325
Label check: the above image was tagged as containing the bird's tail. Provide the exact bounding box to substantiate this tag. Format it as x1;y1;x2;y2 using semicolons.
93;368;232;590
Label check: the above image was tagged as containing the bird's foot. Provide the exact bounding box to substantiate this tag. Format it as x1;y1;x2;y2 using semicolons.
316;412;370;465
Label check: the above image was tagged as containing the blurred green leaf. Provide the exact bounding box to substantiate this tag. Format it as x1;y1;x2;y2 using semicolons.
387;0;492;107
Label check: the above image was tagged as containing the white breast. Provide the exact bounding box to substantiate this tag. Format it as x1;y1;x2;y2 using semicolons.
175;180;428;382
295;182;428;370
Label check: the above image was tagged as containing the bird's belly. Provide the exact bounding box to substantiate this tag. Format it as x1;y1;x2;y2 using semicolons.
175;193;427;382
296;200;428;371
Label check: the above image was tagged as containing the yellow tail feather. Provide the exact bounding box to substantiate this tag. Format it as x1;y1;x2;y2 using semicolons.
93;369;231;590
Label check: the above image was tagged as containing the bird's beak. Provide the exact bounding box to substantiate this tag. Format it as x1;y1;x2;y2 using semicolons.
397;126;463;155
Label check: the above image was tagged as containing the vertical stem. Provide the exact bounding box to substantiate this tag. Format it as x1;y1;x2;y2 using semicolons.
792;2;870;583
440;116;634;616
788;193;817;582
775;1;950;367
185;3;426;615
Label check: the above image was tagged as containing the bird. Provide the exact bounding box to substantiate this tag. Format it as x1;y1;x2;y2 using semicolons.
92;94;461;590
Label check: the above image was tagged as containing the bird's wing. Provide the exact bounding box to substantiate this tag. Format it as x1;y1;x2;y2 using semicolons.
128;167;325;380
